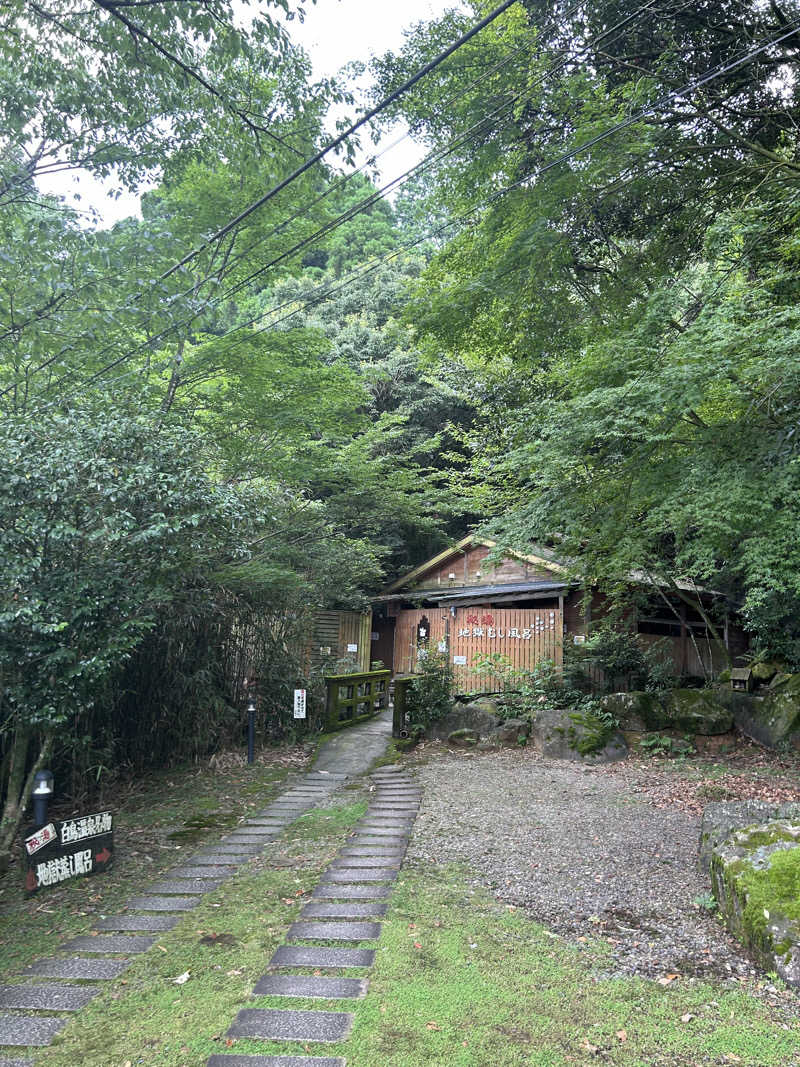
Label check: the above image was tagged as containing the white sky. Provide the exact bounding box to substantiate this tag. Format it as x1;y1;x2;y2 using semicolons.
36;0;463;227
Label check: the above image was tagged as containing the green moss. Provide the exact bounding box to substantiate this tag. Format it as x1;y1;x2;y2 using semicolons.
739;847;800;935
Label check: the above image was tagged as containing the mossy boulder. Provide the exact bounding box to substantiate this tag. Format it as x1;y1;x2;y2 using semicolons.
750;660;784;685
698;801;800;874
492;718;530;744
730;674;800;748
598;691;667;731
530;706;627;763
447;728;479;748
710;819;800;988
426;703;498;742
663;688;733;735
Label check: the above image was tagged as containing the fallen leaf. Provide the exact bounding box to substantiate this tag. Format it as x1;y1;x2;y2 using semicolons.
657;973;680;985
426;1021;441;1031
616;1029;627;1042
680;1013;694;1023
414;941;422;949
723;1056;742;1064
172;971;190;985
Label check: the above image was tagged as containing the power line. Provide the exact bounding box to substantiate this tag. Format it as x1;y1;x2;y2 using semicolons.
157;0;521;283
0;0;528;403
24;0;655;404
45;17;800;415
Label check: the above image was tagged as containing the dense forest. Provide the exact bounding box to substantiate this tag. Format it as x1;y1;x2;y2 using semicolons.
2;0;799;862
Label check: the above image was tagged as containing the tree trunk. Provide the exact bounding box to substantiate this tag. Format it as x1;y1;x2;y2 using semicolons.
0;729;52;875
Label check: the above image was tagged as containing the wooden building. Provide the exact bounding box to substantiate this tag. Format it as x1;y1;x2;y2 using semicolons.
371;536;743;693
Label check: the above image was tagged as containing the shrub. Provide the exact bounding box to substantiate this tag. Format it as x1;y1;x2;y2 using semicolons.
405;650;453;729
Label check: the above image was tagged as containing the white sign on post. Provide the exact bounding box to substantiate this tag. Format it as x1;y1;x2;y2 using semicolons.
293;689;307;719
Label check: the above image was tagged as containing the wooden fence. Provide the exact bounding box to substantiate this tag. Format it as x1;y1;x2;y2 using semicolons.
393;605;563;693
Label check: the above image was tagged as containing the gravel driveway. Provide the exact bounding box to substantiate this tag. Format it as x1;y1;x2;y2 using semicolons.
406;745;761;982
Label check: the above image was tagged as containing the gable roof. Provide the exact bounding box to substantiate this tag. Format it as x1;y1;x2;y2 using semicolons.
382;534;568;595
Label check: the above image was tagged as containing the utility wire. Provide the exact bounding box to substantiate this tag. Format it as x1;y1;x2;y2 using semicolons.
22;0;656;405
157;0;520;283
0;0;528;402
40;16;800;418
57;15;800;407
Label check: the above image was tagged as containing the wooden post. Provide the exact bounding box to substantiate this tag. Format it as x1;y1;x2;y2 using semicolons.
680;601;688;677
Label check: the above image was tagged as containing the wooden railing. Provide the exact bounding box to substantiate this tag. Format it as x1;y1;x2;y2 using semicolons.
324;669;391;731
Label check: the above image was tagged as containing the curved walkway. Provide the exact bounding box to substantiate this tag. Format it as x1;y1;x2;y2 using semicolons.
0;710;398;1066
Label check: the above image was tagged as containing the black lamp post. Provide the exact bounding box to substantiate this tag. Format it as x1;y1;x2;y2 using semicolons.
247;699;256;765
31;770;54;828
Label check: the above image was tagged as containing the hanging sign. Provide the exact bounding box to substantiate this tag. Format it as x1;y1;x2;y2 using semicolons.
346;643;358;652
24;811;113;895
293;689;307;719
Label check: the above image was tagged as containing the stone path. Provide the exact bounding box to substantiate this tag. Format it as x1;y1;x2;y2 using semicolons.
0;709;397;1063
212;764;420;1067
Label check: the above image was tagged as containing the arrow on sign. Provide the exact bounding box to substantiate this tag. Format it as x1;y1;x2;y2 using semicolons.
95;846;111;864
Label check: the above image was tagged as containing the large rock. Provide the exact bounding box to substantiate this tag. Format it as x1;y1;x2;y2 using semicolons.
426;702;498;742
599;691;668;731
492;718;531;744
663;688;733;735
699;801;800;874
750;660;784;685
710;819;800;988
529;706;627;763
728;675;800;748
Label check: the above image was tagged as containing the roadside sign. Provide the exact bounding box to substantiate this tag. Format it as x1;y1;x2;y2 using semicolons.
293;689;307;719
24;811;113;895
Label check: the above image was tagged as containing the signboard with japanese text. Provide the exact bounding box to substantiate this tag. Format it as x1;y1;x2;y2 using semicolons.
394;605;562;691
293;689;307;719
24;811;113;895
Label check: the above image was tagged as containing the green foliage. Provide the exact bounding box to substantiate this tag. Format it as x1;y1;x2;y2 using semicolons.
640;733;695;758
565;708;620;757
405;650;454;728
0;408;246;734
374;0;800;663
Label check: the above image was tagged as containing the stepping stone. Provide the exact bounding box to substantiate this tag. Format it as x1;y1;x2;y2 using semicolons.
370;805;418;812
324;869;396;883
61;935;154;954
287;921;381;942
127;895;200;911
0;1058;35;1066
246;818;288;826
339;847;405;858
359;815;414;824
95;914;180;932
329;856;400;869
170;866;235;879
253;975;367;999
221;834;273;844
24;957;129;980
0;1015;65;1046
147;879;224;895
301;901;388;919
312;884;390;899
269;945;375;969
195;843;262;855
352;826;408;836
227;1008;353;1043
0;984;98;1011
349;837;407;848
192;851;254;863
208;1055;345;1067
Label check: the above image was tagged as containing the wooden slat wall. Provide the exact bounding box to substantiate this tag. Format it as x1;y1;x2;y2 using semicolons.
393;605;563;694
307;611;372;674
